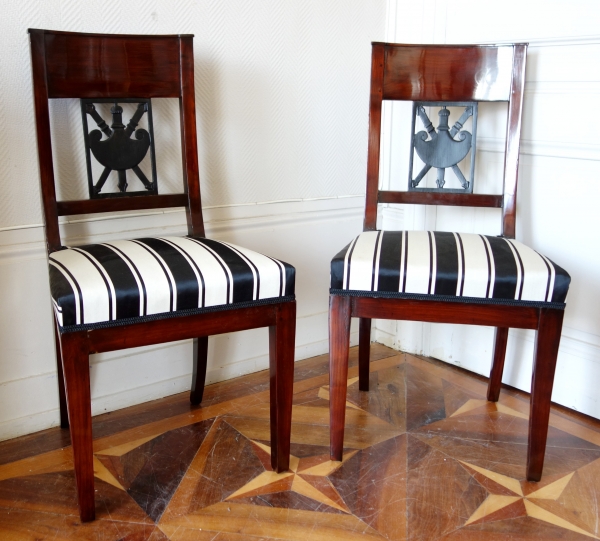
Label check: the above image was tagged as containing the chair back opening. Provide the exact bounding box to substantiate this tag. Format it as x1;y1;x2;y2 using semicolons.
29;29;205;253
364;42;527;238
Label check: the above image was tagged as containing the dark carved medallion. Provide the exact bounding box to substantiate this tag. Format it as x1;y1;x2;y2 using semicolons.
408;102;478;193
81;98;158;199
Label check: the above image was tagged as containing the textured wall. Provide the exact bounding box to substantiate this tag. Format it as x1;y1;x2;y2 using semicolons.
377;0;600;419
0;0;384;228
0;0;385;439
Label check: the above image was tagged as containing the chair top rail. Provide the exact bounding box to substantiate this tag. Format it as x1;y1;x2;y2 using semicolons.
377;42;522;102
29;29;185;99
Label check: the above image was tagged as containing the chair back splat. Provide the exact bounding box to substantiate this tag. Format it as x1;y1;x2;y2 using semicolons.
328;42;572;486
363;43;527;238
29;29;204;254
29;29;296;523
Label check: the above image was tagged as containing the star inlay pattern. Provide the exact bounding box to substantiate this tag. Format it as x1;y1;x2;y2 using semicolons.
225;441;357;513
462;462;598;539
1;345;600;541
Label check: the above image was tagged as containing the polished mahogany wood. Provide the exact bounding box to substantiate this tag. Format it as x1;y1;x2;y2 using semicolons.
29;30;61;253
378;190;503;208
60;331;95;521
364;43;385;231
30;29;297;522
53;323;69;429
527;308;564;481
179;35;205;238
358;318;371;391
56;193;188;216
334;42;566;481
329;295;352;461
487;327;510;402
190;337;209;405
36;30;183;99
331;294;564;479
351;296;539;329
502;44;527;239
381;44;514;102
269;301;296;472
86;303;278;353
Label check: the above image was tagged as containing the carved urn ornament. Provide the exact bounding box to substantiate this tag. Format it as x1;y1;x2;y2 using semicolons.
409;102;478;193
81;98;158;198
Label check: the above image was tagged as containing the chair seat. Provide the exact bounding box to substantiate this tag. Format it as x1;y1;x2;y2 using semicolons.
331;231;570;305
50;236;295;330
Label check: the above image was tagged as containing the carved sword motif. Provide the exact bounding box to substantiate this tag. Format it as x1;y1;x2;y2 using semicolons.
411;105;473;190
86;103;154;194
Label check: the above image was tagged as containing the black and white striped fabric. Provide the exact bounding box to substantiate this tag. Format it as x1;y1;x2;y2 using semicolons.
50;236;295;329
331;231;570;304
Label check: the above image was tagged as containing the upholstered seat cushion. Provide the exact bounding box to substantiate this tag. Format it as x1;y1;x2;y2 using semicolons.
50;236;295;329
331;231;570;305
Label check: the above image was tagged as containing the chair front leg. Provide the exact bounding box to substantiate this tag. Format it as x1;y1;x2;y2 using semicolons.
527;308;565;481
487;327;509;402
329;295;351;462
358;317;372;391
60;331;95;522
54;322;69;428
190;337;209;405
268;301;296;473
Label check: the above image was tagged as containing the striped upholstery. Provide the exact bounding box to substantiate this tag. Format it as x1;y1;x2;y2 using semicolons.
331;231;570;305
50;236;295;329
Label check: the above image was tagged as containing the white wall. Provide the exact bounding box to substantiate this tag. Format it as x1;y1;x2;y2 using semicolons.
0;0;385;440
376;0;600;418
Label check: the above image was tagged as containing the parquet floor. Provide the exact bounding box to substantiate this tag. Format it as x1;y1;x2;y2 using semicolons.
1;344;600;540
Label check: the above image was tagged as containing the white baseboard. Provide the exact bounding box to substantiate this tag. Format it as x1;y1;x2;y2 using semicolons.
423;322;600;420
0;195;364;262
0;317;360;442
373;326;397;349
376;320;600;421
0;409;62;442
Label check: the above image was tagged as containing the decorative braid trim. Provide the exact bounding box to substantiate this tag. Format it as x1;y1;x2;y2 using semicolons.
58;295;296;334
329;289;566;309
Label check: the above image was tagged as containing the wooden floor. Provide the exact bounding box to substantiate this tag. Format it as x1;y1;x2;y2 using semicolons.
1;345;600;540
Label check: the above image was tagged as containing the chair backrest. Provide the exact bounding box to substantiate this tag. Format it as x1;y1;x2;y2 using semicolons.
364;42;527;238
29;29;204;254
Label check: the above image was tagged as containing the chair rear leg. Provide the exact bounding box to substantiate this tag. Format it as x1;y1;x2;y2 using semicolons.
54;323;69;428
190;337;209;405
527;308;564;482
358;318;372;392
329;295;351;462
269;301;296;473
487;327;509;402
60;331;95;522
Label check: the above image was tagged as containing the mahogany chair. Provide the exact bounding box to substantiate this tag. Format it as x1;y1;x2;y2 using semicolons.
29;29;296;522
329;43;571;481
